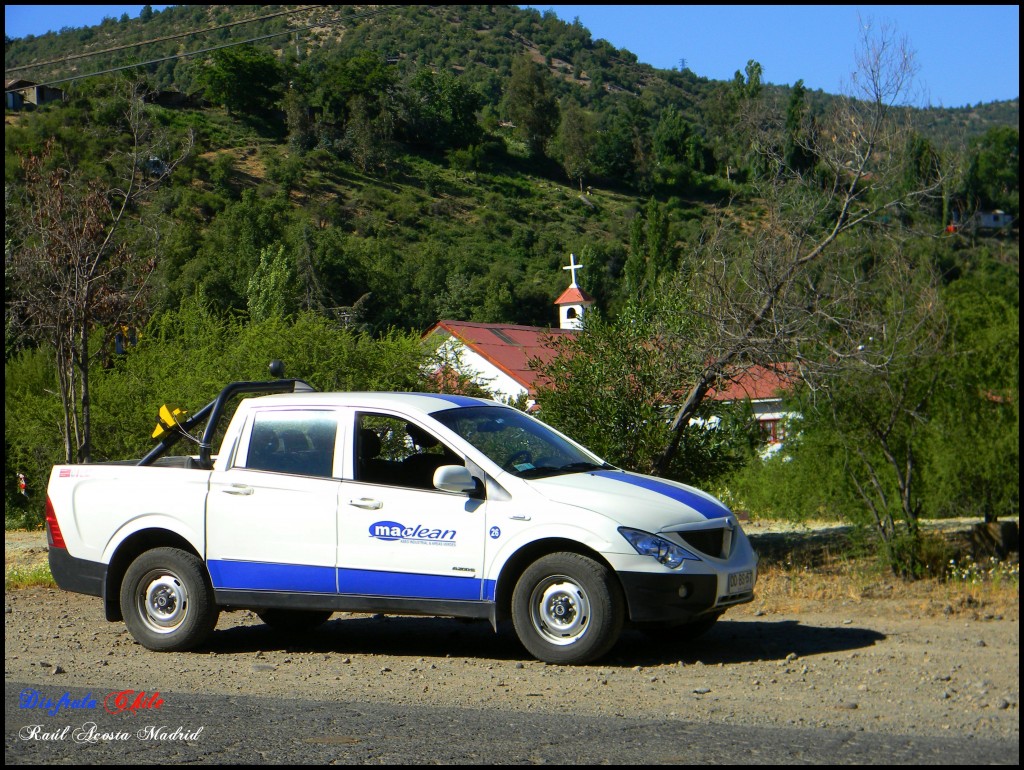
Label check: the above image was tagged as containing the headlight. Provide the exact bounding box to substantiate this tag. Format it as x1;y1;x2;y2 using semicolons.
618;527;699;569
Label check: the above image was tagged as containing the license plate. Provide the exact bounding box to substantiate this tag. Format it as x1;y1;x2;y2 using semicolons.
727;570;753;594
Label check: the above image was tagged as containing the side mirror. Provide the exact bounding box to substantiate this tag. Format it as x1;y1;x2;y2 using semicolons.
433;465;478;495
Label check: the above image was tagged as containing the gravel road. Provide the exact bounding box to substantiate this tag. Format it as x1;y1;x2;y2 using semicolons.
4;528;1019;748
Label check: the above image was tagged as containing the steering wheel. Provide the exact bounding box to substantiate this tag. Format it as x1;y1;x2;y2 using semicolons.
503;450;533;471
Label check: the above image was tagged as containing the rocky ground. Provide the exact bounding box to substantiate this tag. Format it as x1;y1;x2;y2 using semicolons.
4;524;1019;741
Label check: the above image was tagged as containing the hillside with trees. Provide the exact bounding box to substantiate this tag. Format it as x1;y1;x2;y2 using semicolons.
4;5;1018;576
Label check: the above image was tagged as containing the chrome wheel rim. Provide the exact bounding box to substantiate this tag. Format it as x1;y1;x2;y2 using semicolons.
136;569;189;634
529;575;591;645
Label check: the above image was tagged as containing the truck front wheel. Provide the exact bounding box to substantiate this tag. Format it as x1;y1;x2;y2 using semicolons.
120;547;219;651
511;552;624;665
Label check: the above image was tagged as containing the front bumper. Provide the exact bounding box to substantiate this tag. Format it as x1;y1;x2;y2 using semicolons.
618;570;754;623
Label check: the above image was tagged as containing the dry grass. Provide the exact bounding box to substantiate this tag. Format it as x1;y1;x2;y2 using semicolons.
741;518;1020;618
746;550;1019;619
4;562;55;590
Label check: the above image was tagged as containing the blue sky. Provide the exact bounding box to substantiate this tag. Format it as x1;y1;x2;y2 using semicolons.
5;5;1019;108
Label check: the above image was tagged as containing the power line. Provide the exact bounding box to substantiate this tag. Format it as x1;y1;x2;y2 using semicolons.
5;6;323;74
5;6;408;93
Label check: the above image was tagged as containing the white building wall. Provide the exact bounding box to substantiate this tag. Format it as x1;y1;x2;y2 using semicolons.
434;338;529;405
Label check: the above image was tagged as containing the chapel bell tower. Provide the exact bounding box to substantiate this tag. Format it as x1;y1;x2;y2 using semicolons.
554;253;595;330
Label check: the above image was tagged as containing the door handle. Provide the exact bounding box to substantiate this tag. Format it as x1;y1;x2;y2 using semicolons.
509;514;531;521
349;498;383;510
223;484;253;496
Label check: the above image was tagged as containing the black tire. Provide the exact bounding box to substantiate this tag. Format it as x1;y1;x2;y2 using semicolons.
511;552;624;665
638;612;722;642
257;609;333;632
120;547;219;652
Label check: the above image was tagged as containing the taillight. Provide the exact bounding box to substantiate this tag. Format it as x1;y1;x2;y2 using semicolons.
44;496;66;549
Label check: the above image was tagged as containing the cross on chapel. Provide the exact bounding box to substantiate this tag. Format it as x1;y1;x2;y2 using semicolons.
563;253;583;287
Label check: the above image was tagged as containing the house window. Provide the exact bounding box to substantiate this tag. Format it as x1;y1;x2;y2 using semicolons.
760;419;785;444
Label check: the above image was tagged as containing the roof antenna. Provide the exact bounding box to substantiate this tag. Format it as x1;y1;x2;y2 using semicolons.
269;360;285;379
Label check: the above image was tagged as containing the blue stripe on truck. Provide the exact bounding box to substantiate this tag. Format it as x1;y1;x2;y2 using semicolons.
208;560;495;601
591;470;732;519
208;559;336;593
337;568;483;600
426;393;485;407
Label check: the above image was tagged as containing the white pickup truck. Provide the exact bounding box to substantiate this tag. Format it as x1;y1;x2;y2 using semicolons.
46;370;757;664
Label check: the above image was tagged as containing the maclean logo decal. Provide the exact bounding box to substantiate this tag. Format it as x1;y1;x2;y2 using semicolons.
369;521;457;546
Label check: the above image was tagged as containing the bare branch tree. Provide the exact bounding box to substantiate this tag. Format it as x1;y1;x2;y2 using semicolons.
653;20;949;476
6;81;193;463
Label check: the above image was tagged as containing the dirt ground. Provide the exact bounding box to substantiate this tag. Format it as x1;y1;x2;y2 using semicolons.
4;525;1019;740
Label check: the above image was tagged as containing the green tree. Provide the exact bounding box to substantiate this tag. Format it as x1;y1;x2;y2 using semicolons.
591;108;636;182
801;259;948;577
182;189;292;315
532;297;753;484
965;126;1019;216
923;274;1019;521
345;94;396;174
200;45;284;116
555;99;595;192
307;51;397;127
247;244;294;322
732;59;763;101
652;106;695;184
623;198;672;297
783;79;816;173
703;59;764;181
283;88;315;153
504;54;559;157
401;69;483;149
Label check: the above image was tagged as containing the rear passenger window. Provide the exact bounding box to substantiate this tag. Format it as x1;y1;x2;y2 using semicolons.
243;412;338;478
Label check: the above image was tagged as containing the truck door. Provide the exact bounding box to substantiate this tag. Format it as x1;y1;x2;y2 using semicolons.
206;409;341;595
337;411;486;601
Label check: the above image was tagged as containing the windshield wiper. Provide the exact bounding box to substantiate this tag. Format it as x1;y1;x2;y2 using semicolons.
519;461;612;479
561;461;612;472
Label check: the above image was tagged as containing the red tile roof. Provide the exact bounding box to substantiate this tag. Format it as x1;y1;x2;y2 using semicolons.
425;320;575;396
708;363;796;402
425;321;796;403
554;286;595;305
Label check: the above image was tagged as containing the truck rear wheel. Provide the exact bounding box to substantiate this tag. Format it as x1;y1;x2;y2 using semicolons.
120;547;219;651
511;552;624;665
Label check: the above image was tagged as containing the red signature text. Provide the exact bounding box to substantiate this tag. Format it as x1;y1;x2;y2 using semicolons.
103;690;164;715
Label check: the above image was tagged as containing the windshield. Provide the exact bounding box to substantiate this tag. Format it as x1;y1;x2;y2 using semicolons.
431;405;612;479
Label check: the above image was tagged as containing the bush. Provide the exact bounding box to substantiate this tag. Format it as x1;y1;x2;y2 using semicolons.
717;419;853;523
5;305;435;528
5;348;64;528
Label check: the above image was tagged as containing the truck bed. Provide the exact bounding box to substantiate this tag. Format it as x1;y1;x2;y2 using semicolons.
98;456;210;469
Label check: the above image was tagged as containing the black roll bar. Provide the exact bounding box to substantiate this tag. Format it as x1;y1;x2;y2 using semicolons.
136;377;315;468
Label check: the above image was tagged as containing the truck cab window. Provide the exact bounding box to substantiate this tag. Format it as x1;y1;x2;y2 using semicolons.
243;412;338;478
355;413;462;489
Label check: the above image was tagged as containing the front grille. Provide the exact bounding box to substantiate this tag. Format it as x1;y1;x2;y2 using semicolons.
677;525;732;559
